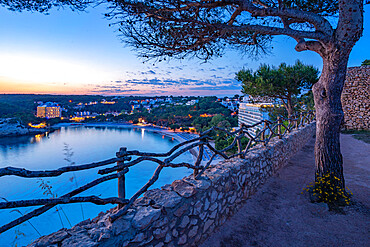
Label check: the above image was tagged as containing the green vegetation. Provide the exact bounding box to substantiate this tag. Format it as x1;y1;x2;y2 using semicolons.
0;95;237;134
361;59;370;66
122;97;237;132
341;130;370;144
0;94;102;124
236;60;318;117
0;94;132;125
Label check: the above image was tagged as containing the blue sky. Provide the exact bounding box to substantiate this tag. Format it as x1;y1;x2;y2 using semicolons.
0;4;369;96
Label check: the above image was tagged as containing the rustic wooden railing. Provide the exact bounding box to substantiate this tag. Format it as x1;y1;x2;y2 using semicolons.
0;110;315;233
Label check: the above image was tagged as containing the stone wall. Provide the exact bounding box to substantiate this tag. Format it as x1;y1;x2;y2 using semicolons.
341;65;370;130
29;123;315;247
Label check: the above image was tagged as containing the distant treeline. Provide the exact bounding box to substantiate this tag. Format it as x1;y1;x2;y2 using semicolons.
0;94;234;128
0;94;104;124
112;96;237;131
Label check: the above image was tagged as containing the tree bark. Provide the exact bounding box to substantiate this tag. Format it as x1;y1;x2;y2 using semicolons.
312;51;349;192
310;0;363;201
286;96;294;118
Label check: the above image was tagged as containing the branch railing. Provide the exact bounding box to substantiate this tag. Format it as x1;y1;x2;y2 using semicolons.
0;110;315;234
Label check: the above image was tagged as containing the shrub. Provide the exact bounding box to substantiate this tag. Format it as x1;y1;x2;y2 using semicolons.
303;172;353;206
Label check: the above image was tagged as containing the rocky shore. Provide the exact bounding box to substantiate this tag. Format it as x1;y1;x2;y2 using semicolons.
0;118;49;138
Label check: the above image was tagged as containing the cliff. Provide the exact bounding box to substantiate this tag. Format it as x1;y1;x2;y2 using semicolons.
0;118;47;138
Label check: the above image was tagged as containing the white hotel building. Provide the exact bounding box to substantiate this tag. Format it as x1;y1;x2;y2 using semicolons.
238;97;275;135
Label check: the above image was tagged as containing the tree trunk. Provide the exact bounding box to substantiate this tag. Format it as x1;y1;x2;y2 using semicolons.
286;97;294;118
312;52;349;195
308;0;363;206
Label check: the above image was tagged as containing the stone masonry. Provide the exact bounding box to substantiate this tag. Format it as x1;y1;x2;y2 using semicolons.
29;123;315;247
341;65;369;130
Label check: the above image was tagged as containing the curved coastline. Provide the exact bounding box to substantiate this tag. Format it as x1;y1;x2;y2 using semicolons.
53;122;200;160
1;121;200;160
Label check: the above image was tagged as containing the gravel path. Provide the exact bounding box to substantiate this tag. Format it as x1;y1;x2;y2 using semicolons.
200;134;370;247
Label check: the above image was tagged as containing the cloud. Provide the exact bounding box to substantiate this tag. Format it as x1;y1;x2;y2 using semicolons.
97;67;241;96
126;78;166;86
141;70;156;75
91;88;141;94
149;78;161;84
178;78;198;85
188;84;240;91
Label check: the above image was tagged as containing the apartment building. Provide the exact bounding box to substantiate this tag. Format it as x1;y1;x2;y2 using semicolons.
238;101;275;136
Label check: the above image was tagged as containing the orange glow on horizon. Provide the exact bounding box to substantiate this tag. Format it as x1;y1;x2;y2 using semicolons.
0;77;91;95
0;77;240;96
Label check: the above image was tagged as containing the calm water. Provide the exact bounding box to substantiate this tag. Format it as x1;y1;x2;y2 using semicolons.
0;126;193;246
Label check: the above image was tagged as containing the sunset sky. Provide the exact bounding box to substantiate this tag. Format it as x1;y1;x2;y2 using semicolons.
0;4;369;96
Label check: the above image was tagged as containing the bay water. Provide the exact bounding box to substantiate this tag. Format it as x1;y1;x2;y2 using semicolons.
0;125;193;246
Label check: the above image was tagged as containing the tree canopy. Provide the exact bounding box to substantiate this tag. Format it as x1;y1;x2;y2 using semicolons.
361;59;370;66
100;0;340;61
236;60;319;116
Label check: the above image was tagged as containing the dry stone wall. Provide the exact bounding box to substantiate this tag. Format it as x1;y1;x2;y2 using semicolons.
341;65;369;130
29;123;315;247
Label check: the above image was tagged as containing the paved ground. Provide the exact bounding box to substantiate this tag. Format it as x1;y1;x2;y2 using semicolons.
201;134;370;247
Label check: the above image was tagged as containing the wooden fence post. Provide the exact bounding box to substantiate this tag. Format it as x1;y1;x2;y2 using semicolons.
194;144;203;177
277;117;282;139
237;133;242;158
295;114;299;129
261;121;266;146
301;112;305;127
116;147;127;204
194;136;205;178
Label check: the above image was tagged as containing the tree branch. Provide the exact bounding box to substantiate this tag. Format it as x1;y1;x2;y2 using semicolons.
0;196;129;209
0;157;128;178
228;6;243;25
295;39;326;55
0;158;113;178
214;23;328;42
240;0;333;36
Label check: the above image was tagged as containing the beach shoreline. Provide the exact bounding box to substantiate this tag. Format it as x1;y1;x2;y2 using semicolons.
53;122;200;160
2;121;219;163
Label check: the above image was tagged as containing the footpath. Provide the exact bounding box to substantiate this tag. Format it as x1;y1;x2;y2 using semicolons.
201;134;370;247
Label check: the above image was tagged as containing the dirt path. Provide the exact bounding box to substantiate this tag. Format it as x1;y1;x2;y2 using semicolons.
200;134;370;247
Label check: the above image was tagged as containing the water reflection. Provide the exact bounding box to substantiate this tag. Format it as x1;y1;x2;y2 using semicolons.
0;126;192;246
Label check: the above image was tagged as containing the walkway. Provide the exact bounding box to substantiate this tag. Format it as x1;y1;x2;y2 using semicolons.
201;134;370;247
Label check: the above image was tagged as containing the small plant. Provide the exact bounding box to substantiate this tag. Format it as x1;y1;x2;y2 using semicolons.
37;179;72;228
63;143;85;220
11;227;25;247
303;172;353;208
8;209;41;246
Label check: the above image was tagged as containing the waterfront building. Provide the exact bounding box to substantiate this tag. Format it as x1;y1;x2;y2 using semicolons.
238;100;275;136
165;97;173;103
75;111;91;117
186;99;198;105
217;97;240;112
100;99;116;104
132;104;141;111
36;102;61;119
